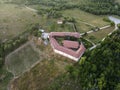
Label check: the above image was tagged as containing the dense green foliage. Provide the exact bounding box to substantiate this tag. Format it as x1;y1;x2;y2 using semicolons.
117;24;120;29
77;30;120;90
0;68;13;90
49;30;120;90
79;0;120;16
10;0;120;16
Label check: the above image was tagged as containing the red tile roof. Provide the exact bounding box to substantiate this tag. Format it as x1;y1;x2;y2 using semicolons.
50;32;81;38
49;32;86;61
62;40;79;49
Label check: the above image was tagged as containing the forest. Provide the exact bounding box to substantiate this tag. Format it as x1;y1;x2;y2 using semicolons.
79;0;120;15
10;0;120;16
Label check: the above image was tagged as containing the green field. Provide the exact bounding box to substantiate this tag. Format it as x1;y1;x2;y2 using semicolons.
84;27;114;44
5;44;40;76
47;22;74;32
62;9;108;27
37;8;109;33
34;18;74;32
76;22;93;33
0;4;41;41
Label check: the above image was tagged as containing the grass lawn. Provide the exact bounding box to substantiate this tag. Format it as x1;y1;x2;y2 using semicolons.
5;44;40;76
62;9;109;31
0;4;41;41
84;27;114;44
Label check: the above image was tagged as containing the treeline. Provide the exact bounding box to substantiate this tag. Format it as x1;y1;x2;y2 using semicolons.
49;30;120;90
31;0;120;18
0;23;39;68
9;0;120;16
79;0;120;16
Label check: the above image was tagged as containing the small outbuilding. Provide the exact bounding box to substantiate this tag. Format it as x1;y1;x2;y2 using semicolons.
57;20;63;24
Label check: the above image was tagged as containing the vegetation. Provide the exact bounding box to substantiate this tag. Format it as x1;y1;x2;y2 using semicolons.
10;57;72;90
117;23;120;29
84;27;114;44
79;0;120;16
0;4;41;41
0;68;13;90
6;44;40;76
49;30;120;90
0;0;120;90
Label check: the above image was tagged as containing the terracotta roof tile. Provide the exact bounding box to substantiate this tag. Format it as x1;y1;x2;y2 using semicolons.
62;40;79;49
49;32;86;61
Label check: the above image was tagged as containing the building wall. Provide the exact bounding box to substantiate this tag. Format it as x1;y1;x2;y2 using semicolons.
54;49;79;61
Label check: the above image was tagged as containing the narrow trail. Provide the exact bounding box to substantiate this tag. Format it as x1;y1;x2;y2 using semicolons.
84;38;95;46
25;6;37;12
77;20;96;27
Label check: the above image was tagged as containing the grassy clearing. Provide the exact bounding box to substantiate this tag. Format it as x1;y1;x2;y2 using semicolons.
10;56;72;90
76;22;93;33
48;23;74;32
0;4;41;41
38;18;74;32
62;9;109;31
5;44;40;76
84;27;114;44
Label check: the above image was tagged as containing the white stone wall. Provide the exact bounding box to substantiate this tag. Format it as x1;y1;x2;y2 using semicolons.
54;49;79;61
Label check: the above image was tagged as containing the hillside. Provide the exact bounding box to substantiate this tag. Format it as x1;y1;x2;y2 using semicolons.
8;30;120;90
49;30;120;90
0;0;120;90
